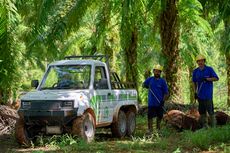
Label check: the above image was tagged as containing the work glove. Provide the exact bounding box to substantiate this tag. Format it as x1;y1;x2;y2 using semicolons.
194;93;198;99
201;77;208;82
142;83;149;89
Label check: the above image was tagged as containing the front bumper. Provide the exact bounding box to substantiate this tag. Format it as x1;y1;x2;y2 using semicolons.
18;109;78;126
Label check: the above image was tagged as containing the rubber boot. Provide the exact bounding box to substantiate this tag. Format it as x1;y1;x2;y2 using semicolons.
146;118;153;135
210;114;216;128
156;118;161;130
200;114;209;129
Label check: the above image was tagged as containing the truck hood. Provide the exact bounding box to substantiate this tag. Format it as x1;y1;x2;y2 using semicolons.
21;90;89;101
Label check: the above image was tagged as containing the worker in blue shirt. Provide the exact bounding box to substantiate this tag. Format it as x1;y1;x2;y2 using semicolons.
143;65;169;134
192;54;219;128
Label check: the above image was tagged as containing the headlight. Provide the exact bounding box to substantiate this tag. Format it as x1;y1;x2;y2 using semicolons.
22;101;31;109
62;101;73;108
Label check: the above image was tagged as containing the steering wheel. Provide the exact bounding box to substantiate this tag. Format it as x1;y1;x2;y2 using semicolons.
52;83;58;88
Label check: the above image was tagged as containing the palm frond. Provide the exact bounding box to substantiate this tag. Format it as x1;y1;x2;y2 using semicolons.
27;0;96;62
179;0;212;36
0;0;25;103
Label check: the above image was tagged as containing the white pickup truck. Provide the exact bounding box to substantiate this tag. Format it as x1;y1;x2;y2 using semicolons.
16;55;138;146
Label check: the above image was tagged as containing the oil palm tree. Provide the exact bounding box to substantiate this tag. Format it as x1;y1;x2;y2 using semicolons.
220;2;230;106
0;0;24;104
119;0;146;91
159;0;180;102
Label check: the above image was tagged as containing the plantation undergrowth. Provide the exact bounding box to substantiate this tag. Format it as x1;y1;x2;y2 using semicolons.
13;115;229;153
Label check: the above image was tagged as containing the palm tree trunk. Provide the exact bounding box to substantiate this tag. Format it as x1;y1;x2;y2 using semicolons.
0;90;3;104
160;0;180;102
125;27;138;89
226;53;230;106
223;20;230;106
189;67;195;103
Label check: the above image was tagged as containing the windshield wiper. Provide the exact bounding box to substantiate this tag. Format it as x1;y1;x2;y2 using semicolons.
55;86;74;89
41;86;83;90
40;87;58;90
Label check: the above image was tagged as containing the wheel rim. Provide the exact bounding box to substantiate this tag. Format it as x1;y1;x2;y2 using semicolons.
119;113;126;133
84;116;94;138
129;113;136;133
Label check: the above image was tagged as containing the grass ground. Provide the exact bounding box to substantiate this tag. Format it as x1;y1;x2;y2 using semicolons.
7;115;229;153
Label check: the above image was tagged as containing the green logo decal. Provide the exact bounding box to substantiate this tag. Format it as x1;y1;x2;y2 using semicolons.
89;93;137;121
104;106;109;118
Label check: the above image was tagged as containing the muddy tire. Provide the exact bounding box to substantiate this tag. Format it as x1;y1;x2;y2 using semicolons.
111;110;127;138
72;112;95;142
126;110;136;136
15;117;31;147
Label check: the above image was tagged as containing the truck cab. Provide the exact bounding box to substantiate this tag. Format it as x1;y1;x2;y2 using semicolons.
16;55;138;146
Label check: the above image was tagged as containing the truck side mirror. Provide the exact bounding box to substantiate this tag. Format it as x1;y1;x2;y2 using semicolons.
31;80;39;88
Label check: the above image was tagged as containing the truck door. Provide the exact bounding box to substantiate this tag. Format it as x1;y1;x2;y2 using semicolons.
93;66;113;124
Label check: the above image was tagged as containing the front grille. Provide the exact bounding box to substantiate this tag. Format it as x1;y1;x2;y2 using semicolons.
21;100;73;110
25;116;65;126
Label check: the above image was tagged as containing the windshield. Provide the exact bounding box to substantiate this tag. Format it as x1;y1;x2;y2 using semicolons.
40;65;91;90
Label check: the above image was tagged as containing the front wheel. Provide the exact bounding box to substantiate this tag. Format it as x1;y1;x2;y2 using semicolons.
111;110;127;138
72;112;95;142
15;117;32;147
126;110;136;136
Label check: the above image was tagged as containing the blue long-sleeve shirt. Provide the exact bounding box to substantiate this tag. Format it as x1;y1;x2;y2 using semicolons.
192;65;219;100
143;77;169;107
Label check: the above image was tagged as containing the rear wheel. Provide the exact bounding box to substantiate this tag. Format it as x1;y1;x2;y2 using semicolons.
111;110;127;138
15;117;32;147
72;112;95;142
126;110;136;136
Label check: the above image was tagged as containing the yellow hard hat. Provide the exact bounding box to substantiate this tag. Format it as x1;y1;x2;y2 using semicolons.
196;54;206;61
153;64;163;71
